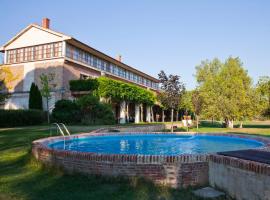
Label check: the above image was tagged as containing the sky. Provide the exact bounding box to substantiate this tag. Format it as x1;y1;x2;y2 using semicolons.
0;0;269;89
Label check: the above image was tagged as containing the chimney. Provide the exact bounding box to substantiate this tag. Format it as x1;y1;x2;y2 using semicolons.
116;55;122;62
42;18;50;29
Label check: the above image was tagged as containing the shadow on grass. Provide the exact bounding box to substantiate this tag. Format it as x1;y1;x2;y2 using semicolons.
0;147;209;200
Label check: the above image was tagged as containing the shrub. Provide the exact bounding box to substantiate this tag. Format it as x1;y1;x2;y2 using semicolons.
78;94;115;125
52;100;81;123
29;83;43;110
69;79;99;91
0;109;46;127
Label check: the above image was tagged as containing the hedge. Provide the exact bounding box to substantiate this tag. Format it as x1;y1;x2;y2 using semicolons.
0;109;46;127
69;79;99;92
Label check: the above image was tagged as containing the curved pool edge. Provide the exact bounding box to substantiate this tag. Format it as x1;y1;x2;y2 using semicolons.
32;132;270;188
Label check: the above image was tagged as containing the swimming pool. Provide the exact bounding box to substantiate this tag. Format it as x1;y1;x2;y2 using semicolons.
48;134;263;155
32;132;269;188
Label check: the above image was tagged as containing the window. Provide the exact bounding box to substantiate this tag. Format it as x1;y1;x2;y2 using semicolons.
80;74;89;80
6;42;62;64
65;43;158;89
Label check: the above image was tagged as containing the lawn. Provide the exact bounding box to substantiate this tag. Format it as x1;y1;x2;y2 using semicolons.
1;121;269;200
0;125;209;200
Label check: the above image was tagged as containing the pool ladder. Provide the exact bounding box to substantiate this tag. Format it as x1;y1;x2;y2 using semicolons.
50;123;71;137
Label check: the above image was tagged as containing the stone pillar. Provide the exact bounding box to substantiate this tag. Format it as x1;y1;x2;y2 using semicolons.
135;103;140;123
146;105;151;122
140;104;144;122
151;106;155;122
162;110;165;122
119;101;126;124
100;97;106;103
126;102;129;123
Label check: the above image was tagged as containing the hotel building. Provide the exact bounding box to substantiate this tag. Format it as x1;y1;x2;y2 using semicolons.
0;18;160;123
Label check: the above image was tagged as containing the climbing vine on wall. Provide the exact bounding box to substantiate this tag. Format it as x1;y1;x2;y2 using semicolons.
69;77;156;105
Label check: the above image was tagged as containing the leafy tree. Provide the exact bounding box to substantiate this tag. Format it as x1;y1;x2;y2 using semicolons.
195;58;223;122
29;83;43;110
196;57;256;128
77;94;115;125
191;89;203;130
0;66;17;104
179;90;193;113
52;100;81;123
40;73;55;124
158;70;185;132
256;76;270;117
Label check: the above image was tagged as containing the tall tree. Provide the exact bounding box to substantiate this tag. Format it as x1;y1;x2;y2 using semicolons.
40;73;55;124
191;89;203;130
158;70;185;132
29;83;43;110
196;57;255;128
256;76;270;117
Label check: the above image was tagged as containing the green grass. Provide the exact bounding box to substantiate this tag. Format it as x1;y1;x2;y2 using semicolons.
173;120;270;137
2;121;270;200
0;125;219;200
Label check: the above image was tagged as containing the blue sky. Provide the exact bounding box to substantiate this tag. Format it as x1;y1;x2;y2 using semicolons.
0;0;269;89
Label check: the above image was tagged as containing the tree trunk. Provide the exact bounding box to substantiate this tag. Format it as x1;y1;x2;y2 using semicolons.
171;108;174;133
162;110;165;122
196;115;199;130
46;97;50;124
226;120;234;129
176;111;179;122
239;121;243;128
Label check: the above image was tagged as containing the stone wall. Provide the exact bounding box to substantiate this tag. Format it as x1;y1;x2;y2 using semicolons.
98;124;166;133
209;155;270;200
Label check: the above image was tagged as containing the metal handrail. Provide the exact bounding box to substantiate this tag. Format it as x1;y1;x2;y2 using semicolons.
59;123;71;136
50;123;65;137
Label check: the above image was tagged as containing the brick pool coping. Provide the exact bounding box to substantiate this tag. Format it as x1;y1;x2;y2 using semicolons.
32;132;270;188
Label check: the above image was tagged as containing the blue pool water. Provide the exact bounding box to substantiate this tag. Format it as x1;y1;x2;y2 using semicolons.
49;134;264;155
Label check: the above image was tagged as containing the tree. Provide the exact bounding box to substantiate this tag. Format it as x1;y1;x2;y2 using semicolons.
196;57;255;128
29;83;43;110
179;90;193;113
191;89;203;130
158;70;185;132
40;73;55;124
0;66;17;104
195;58;223;123
256;76;270;117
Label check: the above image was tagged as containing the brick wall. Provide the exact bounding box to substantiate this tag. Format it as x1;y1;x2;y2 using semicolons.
32;132;270;191
32;132;209;188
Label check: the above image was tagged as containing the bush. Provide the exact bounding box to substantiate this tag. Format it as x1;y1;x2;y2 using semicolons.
78;94;115;125
29;83;43;110
52;100;81;123
0;109;46;127
69;79;99;91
